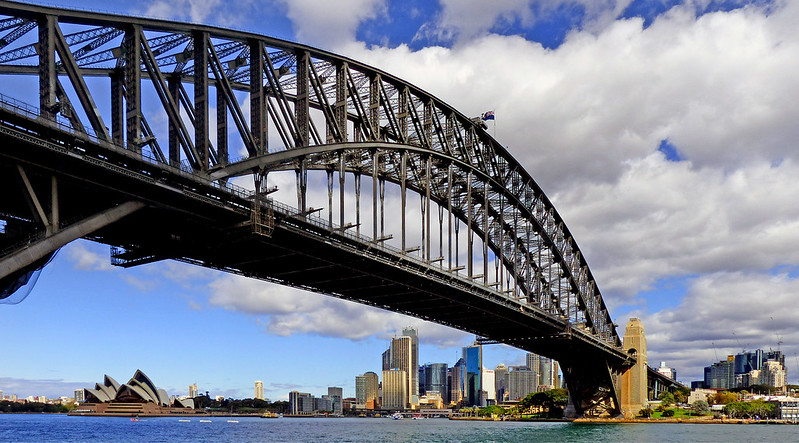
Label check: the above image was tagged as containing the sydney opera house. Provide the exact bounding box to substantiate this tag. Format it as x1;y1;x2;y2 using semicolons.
70;370;195;416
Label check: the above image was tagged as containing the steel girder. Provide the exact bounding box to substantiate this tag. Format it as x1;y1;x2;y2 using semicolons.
0;1;621;354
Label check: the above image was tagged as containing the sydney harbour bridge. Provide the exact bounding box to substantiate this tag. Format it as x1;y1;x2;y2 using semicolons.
0;1;637;416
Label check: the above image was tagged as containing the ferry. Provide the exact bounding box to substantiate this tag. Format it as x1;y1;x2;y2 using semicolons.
391;413;403;420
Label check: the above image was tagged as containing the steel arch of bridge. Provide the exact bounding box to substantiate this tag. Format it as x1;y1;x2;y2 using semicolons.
0;1;629;415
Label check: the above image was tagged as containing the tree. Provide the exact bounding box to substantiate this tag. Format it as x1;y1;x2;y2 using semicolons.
662;409;675;417
638;407;654;418
691;400;710;415
658;391;675;407
710;391;737;405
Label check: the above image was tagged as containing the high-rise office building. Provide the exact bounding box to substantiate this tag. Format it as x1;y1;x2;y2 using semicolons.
254;380;264;400
390;335;413;407
289;391;313;414
356;371;380;409
527;353;560;391
508;366;538;400
423;363;449;403
382;348;392;371
402;327;419;405
328;386;343;415
494;363;509;402
382;369;408;410
463;344;482;406
74;389;84;403
482;367;495;404
450;358;465;405
188;383;198;398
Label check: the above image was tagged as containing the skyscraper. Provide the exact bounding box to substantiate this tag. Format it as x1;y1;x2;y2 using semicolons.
494;363;509;402
450;358;465;405
74;389;84;403
508;366;538;400
423;363;449;403
356;371;380;409
254;380;264;400
188;383;198;398
390;335;413;407
402;327;419;405
382;369;408;410
328;386;343;415
462;344;482;406
482;367;495;404
382;348;392;371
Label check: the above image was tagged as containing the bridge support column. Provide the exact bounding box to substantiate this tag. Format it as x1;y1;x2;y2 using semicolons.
620;317;648;418
561;356;622;418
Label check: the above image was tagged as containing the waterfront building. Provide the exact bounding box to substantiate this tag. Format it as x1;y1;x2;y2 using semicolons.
188;383;198;398
254;380;264;400
382;368;408;410
402;327;419;405
315;396;333;412
494;363;509;402
289;391;314;415
508;366;537;401
355;371;379;409
526;353;540;374
328;387;343;415
449;358;465;405
419;391;444;409
462;344;482;406
74;370;194;416
769;397;799;422
423;363;448;404
390;335;413;407
74;389;85;403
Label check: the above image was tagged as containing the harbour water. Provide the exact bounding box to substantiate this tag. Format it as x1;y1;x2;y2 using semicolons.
1;414;798;442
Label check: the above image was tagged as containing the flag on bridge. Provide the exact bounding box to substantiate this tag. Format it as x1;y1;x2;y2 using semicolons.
481;111;495;121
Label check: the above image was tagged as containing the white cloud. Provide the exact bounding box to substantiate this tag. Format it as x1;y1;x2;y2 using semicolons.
66;242;113;271
139;0;253;27
208;274;470;347
275;0;387;49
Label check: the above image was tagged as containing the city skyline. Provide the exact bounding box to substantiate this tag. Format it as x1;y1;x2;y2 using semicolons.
3;0;799;400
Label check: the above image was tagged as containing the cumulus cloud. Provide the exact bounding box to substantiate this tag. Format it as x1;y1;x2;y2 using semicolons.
415;0;634;44
638;271;799;382
66;242;113;271
275;0;387;49
208;274;470;347
139;0;250;26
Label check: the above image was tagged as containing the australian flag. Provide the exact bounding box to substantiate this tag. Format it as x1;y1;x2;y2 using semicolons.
481;111;495;121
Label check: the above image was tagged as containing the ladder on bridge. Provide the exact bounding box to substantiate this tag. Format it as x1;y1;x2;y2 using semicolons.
250;195;275;237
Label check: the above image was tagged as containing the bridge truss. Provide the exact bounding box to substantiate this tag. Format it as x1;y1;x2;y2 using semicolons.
0;1;631;416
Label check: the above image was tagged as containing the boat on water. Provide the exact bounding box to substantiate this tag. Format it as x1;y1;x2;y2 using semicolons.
411;414;424;420
130;418;139;422
391;413;403;420
261;412;280;418
227;420;239;423
199;419;212;423
178;419;191;422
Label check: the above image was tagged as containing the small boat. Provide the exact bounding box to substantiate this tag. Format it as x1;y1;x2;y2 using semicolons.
261;412;279;418
227;420;239;423
391;413;403;420
412;414;424;420
178;419;191;422
130;418;140;422
199;419;212;423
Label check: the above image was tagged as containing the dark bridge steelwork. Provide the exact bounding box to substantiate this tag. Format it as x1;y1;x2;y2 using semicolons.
0;1;631;415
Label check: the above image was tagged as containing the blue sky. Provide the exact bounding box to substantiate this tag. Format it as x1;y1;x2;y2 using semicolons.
3;0;799;400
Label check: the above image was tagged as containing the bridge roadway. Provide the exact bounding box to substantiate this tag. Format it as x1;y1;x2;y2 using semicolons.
0;1;632;417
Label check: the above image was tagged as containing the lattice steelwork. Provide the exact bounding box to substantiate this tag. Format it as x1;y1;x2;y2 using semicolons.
0;1;629;416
